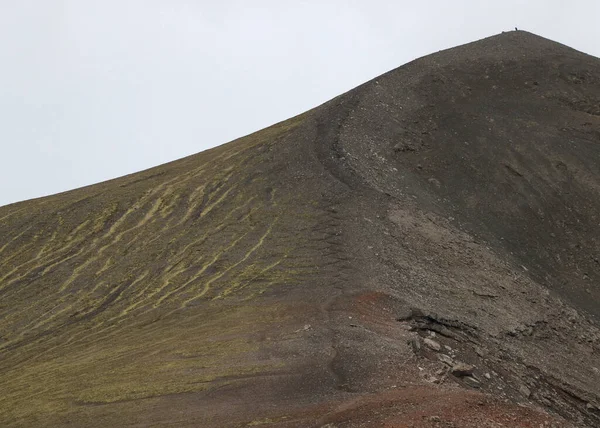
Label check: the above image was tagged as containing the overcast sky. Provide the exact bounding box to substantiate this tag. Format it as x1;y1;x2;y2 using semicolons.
1;1;599;207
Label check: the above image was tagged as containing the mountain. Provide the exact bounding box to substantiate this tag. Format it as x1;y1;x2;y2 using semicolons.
1;31;600;427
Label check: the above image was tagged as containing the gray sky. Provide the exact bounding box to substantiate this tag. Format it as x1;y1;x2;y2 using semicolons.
1;1;599;207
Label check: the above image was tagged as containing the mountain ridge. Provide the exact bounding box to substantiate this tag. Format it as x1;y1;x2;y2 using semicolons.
1;31;600;427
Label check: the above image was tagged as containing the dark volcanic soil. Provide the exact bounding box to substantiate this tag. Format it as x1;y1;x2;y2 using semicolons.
1;31;599;427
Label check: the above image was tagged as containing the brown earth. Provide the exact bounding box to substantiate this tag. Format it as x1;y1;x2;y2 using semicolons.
1;31;599;427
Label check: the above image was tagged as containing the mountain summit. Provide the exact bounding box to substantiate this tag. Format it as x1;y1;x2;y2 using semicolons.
1;31;600;427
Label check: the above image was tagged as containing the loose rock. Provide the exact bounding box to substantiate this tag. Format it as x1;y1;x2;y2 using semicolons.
438;354;454;366
424;338;441;351
408;337;421;353
463;376;481;388
519;385;531;398
451;362;475;377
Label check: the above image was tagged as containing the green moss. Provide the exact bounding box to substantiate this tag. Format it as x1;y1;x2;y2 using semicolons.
0;111;313;425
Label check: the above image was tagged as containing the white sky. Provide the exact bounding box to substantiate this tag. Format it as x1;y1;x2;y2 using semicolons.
1;1;599;207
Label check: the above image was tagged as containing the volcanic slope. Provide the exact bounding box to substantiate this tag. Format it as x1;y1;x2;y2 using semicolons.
1;31;600;427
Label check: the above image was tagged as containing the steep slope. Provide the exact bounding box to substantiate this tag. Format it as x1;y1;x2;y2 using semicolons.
1;31;599;427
